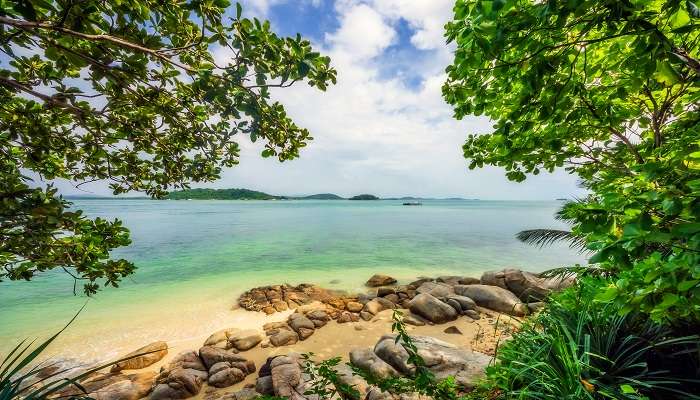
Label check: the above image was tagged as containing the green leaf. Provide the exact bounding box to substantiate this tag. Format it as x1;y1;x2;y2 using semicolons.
653;61;681;85
670;8;691;27
657;293;679;309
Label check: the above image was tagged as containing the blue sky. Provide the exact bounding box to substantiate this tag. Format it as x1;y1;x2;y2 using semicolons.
59;0;584;200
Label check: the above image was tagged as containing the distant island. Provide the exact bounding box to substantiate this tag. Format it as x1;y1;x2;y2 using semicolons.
155;188;473;201
348;194;380;200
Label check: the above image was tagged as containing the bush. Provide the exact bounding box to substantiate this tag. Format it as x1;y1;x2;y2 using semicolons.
485;279;700;400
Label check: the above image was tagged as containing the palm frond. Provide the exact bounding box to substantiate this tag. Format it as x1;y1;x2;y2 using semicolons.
516;229;589;252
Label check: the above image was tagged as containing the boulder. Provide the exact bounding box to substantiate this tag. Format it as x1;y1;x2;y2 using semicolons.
338;311;360;323
150;351;208;400
207;362;246;388
384;293;400;305
229;330;264;351
346;301;364;312
297;327;315;340
415;282;454;298
255;375;274;395
360;311;374;321
111;341;168;372
268;354;306;400
454;284;528;316
366;274;397;287
210;388;259;400
269;330;299;347
408;293;457;324
407;278;434;289
363;299;386;315
335;363;370;400
204;328;237;349
481;269;574;302
199;346;248;370
288;314;315;334
373;335;492;389
446;295;477;312
349;348;399;379
89;371;157;400
377;287;396;297
402;312;428;326
464;310;480;320
374;297;396;310
443;326;462;335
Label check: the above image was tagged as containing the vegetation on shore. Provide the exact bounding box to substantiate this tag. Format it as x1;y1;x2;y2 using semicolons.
166;188;346;200
348;194;380;200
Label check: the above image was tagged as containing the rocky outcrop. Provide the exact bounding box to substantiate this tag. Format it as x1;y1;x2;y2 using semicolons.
454;284;528;316
56;371;156;400
480;269;574;302
353;335;491;390
150;351;209;400
255;353;310;400
111;341;168;372
415;282;454;298
238;283;346;314
366;274;397;287
408;293;458;324
204;329;264;351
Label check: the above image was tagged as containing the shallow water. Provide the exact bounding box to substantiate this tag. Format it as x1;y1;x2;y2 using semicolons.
0;199;585;361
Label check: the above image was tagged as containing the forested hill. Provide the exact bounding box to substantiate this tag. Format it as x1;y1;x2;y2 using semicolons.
166;189;347;200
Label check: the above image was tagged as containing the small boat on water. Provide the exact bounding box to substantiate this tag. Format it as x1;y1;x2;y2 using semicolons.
402;202;422;206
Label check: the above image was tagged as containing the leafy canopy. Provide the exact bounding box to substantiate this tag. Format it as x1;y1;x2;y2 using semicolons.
444;0;700;321
0;0;336;294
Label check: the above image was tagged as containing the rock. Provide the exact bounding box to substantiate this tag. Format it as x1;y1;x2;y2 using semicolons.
262;306;275;315
263;321;289;332
255;375;274;395
436;276;463;286
229;330;264;351
337;311;360;323
211;388;259;400
297;327;315;340
269;354;305;400
459;277;480;285
358;293;376;304
335;363;370;399
446;295;477;312
272;301;289;312
454;284;528;316
360;311;374;321
528;302;545;313
377;287;396;297
374;296;396;310
199;346;247;370
111;341;168;372
373;335;492;389
407;278;433;289
443;326;462;335
306;309;330;321
90;371;157;400
207;362;246;388
366;274;397;287
346;301;364;312
384;293;400;305
445;298;463;314
269;330;299;347
150;351;208;400
408;293;457;324
349;348;399;379
363;299;385;315
415;282;454;297
464;309;480;320
204;328;238;349
325;297;346;310
288;314;316;336
402;312;428;326
480;270;507;289
355;325;366;331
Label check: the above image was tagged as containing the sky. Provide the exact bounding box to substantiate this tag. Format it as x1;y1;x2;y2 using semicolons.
57;0;584;200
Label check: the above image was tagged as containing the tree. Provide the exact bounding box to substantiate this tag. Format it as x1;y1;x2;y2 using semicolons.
444;0;700;321
0;1;336;294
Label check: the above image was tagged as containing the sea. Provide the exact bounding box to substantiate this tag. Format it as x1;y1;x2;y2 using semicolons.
0;199;586;362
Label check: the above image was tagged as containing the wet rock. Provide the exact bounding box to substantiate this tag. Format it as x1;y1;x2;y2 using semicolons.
454;285;528;316
407;278;434;289
366;274;397;287
408;293;458;324
384;293;400;305
150;351;208;400
111;341;168;372
377;287;396;297
349;348;399;379
363;299;386;315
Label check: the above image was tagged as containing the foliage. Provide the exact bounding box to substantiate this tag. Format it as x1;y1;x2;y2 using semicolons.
167;188;282;200
444;0;700;322
301;354;360;400
0;1;336;294
483;279;700;400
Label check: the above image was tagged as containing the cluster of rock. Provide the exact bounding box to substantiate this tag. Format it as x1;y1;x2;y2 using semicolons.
51;269;572;400
247;334;492;400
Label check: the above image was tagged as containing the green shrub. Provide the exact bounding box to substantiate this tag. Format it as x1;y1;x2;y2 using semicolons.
485;280;700;400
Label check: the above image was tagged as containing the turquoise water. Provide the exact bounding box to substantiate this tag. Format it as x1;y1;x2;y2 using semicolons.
0;199;584;361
